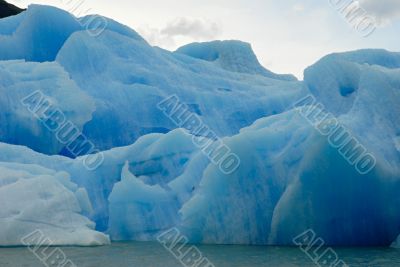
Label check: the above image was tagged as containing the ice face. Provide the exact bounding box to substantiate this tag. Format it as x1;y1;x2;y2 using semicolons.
0;60;95;155
107;161;180;241
0;4;399;247
178;109;313;244
0;161;109;246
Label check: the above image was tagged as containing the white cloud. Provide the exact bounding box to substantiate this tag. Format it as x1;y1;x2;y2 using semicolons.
359;0;400;25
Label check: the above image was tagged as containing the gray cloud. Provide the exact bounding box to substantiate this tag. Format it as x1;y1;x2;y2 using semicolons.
359;0;400;24
138;17;222;50
160;17;222;40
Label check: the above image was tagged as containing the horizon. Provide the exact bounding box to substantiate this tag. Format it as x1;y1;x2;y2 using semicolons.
7;0;400;79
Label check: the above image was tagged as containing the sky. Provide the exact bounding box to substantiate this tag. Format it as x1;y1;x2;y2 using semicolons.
8;0;400;79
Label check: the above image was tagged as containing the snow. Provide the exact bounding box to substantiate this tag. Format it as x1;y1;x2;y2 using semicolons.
0;4;399;247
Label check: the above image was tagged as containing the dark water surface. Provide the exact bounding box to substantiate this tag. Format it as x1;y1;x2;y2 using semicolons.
0;242;399;267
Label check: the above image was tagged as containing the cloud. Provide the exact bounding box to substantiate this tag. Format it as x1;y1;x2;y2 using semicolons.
359;0;400;25
160;17;222;40
137;26;176;49
138;17;222;50
292;4;305;12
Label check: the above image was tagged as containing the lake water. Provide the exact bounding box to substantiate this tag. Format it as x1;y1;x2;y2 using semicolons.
0;242;399;267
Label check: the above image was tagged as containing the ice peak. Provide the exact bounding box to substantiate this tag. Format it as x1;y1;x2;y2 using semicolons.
176;40;297;81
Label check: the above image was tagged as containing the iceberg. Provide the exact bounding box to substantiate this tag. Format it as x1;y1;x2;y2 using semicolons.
0;4;399;247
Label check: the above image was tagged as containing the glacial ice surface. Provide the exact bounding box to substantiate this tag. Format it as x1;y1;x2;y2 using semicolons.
0;5;399;247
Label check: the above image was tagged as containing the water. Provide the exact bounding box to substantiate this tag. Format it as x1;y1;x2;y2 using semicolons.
0;242;399;267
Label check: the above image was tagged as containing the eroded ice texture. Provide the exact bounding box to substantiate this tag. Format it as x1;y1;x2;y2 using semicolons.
0;4;399;247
